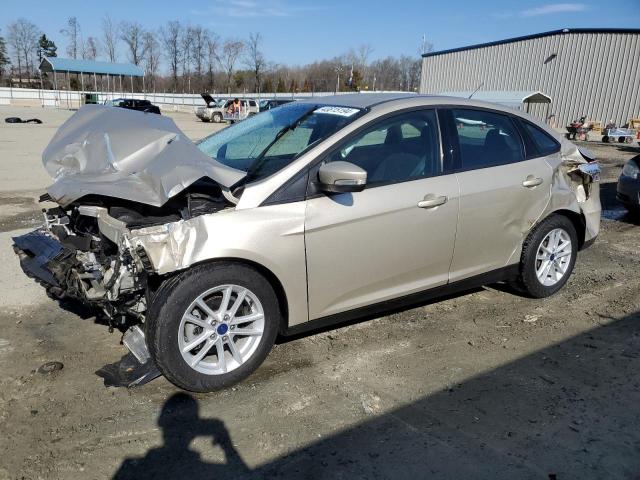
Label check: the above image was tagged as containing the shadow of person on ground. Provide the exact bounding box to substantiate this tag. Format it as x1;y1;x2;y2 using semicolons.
113;392;249;480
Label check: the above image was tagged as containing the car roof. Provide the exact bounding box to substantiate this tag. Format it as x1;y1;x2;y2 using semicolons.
293;92;559;139
297;93;417;109
296;92;539;114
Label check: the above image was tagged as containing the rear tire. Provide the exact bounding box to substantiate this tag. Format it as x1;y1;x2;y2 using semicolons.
514;215;578;298
146;262;280;392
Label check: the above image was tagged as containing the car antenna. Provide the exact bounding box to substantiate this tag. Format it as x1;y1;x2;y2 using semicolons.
468;82;484;99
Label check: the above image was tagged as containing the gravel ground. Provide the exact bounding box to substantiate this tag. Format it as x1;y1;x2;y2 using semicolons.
0;106;639;479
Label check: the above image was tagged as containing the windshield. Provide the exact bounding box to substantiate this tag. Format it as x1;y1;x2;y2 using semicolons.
197;103;363;182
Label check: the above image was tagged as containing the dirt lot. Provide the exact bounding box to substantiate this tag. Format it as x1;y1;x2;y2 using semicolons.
0;106;639;479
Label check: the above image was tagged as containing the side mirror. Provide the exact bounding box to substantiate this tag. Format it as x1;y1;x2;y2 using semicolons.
318;161;367;193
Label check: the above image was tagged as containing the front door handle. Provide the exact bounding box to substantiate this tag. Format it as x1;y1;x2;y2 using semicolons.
417;194;448;209
522;176;544;188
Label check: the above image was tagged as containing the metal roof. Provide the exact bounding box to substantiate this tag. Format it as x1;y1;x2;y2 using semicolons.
39;57;144;77
438;91;552;108
423;28;640;58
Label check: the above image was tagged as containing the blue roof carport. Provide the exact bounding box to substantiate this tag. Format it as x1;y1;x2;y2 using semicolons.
39;57;145;100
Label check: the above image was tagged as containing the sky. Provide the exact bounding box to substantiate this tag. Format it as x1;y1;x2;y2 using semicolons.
2;0;640;67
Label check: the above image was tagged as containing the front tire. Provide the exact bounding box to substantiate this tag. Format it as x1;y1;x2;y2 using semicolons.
146;262;280;392
212;112;223;123
515;215;578;298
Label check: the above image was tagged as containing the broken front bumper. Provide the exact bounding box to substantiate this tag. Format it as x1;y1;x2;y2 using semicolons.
13;230;74;294
13;208;149;319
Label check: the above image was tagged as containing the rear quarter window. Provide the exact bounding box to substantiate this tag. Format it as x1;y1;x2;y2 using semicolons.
522;121;560;156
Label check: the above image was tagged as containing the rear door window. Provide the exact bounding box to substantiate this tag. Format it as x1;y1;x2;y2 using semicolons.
451;109;524;170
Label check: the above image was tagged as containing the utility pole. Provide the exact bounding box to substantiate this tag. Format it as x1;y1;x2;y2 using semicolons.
334;66;343;94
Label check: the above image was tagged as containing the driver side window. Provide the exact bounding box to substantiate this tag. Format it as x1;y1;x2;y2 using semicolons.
327;110;441;187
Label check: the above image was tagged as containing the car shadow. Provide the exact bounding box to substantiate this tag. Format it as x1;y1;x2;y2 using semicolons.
278;286;485;343
599;181;640;226
114;312;640;479
614;145;640;154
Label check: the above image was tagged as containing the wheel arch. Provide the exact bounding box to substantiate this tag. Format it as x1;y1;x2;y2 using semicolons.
150;257;290;334
542;208;586;249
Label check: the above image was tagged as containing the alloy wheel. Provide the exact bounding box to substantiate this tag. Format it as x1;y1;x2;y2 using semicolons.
178;284;265;375
535;228;573;287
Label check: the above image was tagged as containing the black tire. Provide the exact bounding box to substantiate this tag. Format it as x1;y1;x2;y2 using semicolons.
201;118;210;123
602;136;609;143
212;112;222;123
146;262;280;392
514;214;578;298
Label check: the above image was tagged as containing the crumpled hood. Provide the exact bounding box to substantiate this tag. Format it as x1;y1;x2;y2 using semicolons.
43;105;245;207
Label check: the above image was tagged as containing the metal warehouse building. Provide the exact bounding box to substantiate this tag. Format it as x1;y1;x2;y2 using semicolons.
420;28;640;128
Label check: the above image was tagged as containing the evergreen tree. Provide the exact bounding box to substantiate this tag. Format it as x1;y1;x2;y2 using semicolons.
262;78;273;93
37;34;57;61
276;77;286;93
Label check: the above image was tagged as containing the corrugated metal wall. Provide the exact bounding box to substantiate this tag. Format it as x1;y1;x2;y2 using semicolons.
420;31;640;128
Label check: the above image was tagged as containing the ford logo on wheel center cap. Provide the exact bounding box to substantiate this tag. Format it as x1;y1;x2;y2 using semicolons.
217;323;229;335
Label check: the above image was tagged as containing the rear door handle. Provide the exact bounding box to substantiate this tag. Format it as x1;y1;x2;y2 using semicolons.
522;176;544;188
417;195;448;209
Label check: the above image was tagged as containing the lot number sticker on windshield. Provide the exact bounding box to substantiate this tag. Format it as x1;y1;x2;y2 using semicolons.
314;106;360;117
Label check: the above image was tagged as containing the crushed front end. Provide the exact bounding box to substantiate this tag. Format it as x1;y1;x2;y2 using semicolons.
12;105;241;329
13;204;148;327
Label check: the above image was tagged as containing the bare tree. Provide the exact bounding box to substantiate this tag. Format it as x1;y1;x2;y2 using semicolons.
143;31;161;90
7;19;40;83
244;32;266;93
101;15;118;62
190;26;209;91
0;30;10;80
180;26;194;92
84;36;99;60
160;21;182;91
220;39;244;94
206;34;219;92
420;35;434;55
398;55;421;91
119;21;145;66
60;17;82;59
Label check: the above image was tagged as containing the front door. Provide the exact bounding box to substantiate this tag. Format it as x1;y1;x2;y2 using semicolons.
304;109;460;320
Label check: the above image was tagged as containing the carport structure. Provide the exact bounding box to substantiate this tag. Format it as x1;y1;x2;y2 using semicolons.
39;57;145;102
439;90;553;117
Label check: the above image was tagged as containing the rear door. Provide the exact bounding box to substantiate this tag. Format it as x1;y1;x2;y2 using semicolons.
442;108;552;281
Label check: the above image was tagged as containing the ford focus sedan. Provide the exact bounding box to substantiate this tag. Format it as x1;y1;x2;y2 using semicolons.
13;93;601;392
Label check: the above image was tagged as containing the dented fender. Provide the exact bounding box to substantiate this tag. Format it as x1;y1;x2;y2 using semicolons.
128;203;310;326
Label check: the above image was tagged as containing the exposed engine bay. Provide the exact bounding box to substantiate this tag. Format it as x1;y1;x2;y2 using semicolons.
13;179;232;328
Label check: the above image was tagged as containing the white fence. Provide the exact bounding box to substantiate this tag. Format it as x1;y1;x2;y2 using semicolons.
0;87;407;111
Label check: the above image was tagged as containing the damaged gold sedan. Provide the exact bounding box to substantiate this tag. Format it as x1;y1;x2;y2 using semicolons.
13;94;601;392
